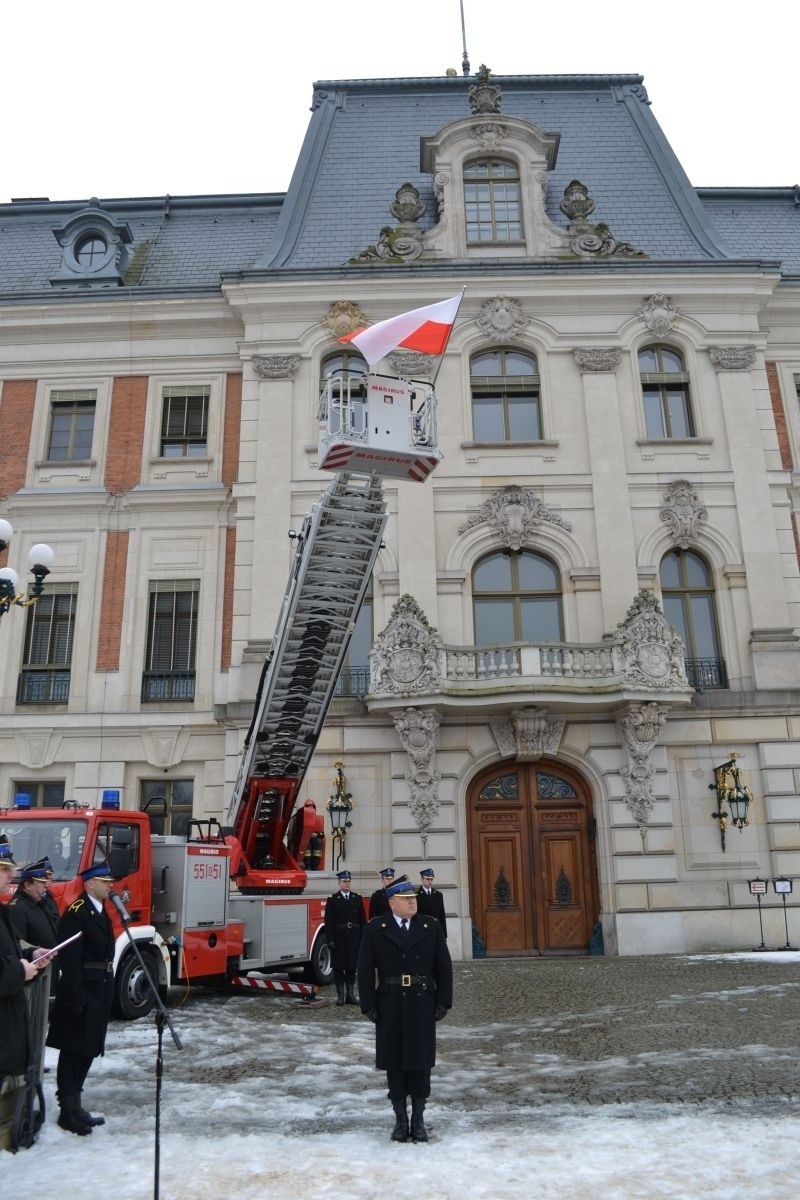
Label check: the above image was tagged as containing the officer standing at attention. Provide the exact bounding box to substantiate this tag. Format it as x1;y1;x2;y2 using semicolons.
9;858;59;949
324;869;366;1006
416;868;447;939
368;867;396;919
357;877;452;1143
46;861;116;1136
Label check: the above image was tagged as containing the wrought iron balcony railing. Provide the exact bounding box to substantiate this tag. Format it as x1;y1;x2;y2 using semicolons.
683;657;728;690
16;668;71;704
141;671;196;702
334;666;370;700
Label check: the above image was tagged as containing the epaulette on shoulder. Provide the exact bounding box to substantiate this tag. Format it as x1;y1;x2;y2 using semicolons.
68;898;85;913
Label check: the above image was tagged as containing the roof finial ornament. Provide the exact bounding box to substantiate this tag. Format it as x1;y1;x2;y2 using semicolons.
459;0;470;76
468;64;502;114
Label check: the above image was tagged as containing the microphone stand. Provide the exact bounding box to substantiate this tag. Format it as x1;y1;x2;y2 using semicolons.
109;891;182;1200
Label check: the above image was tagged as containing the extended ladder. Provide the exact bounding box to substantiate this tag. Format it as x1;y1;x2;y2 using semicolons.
224;472;387;834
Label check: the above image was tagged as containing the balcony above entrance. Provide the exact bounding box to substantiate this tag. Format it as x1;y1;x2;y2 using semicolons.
367;590;694;715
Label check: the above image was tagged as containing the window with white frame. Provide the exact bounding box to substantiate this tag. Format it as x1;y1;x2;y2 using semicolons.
471;349;541;442
159;385;210;457
46;389;96;461
464;159;523;242
639;345;694;438
142;580;199;702
17;583;77;704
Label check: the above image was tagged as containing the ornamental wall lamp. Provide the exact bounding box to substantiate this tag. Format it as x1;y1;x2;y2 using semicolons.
326;759;354;872
0;518;56;622
709;751;753;852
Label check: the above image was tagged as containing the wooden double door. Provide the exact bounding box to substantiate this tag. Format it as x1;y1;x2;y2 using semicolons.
468;760;600;956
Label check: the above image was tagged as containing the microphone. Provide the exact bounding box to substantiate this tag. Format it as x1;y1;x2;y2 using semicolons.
108;889;133;924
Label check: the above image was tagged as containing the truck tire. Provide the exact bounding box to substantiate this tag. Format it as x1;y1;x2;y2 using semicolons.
113;949;158;1020
301;934;333;986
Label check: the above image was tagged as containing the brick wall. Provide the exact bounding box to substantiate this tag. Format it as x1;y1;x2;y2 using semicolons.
105;376;148;491
765;362;794;471
0;380;37;504
222;372;242;487
96;531;130;671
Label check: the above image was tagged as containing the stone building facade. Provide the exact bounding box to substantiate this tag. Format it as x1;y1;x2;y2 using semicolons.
1;70;799;957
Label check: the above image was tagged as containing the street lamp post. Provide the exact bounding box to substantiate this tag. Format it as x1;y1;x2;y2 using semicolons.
0;519;56;621
326;760;354;872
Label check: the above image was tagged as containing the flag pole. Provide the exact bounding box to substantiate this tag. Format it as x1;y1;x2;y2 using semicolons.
430;287;465;388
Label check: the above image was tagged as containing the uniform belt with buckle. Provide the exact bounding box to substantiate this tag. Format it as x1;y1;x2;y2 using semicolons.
383;974;434;989
83;961;113;972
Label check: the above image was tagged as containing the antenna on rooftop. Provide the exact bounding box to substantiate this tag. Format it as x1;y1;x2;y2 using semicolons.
459;0;471;76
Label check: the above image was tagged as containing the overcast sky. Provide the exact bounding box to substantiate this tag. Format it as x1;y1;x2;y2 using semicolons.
1;1;794;204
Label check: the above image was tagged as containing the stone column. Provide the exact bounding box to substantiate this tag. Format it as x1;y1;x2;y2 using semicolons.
575;349;638;630
397;478;438;625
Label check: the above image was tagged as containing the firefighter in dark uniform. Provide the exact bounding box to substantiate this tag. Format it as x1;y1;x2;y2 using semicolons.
368;867;396;920
46;861;116;1135
9;859;59;949
0;843;51;1092
357;877;452;1143
416;868;447;939
324;870;366;1006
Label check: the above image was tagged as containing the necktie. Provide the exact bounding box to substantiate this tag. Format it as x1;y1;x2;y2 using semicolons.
401;918;409;932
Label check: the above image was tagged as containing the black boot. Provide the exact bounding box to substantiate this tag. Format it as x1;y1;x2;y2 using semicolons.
57;1093;92;1136
410;1098;428;1143
345;976;358;1005
391;1100;409;1143
76;1093;106;1127
335;980;345;1006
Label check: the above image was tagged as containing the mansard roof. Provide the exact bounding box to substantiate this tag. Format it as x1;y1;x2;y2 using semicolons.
0;194;282;300
0;74;797;299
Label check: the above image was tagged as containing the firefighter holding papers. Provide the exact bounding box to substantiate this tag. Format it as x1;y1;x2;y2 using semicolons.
47;861;116;1135
357;877;452;1143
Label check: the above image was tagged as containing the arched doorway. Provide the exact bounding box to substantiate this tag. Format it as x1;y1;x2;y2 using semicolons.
468;759;600;955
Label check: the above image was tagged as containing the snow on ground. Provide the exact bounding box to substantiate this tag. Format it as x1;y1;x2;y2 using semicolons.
4;983;798;1200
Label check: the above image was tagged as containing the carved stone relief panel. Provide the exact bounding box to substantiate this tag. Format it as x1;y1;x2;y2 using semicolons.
573;348;622;373
476;296;529;342
321;301;368;339
637;295;679;338
660;481;708;549
392;707;442;845
617;702;668;828
511;708;566;761
459;485;571;550
370;595;444;697
614;590;691;692
251;355;300;379
708;345;757;371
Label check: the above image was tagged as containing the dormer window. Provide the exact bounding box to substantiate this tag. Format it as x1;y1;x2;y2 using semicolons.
464;159;522;243
51;200;132;288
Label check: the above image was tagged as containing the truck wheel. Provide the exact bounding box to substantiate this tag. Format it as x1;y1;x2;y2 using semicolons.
113;950;157;1020
301;935;333;986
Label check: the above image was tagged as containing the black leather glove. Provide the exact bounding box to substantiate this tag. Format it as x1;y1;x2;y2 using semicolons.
435;1004;449;1021
364;1010;377;1023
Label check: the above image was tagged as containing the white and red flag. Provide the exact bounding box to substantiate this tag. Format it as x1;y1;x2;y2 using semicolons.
339;292;464;367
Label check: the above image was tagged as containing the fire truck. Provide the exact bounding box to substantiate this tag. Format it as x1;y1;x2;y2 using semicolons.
0;368;442;1019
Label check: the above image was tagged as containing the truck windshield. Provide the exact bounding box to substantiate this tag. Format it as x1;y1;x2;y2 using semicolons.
0;818;87;881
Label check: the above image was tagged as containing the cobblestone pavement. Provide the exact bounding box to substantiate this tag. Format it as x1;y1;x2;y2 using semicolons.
225;954;799;1111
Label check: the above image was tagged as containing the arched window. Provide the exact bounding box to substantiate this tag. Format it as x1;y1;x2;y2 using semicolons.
471;349;541;442
320;350;367;387
472;551;562;645
660;549;726;687
464;158;522;242
639;345;694;438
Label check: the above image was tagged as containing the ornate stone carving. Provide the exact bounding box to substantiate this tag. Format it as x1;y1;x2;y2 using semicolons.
389;182;426;225
708;345;757;371
468;64;502;114
251;354;300;379
573;348;622;373
459;485;572;550
322;301;368;339
392;707;442;845
511;708;566;761
142;727;191;770
660;481;708;549
476;295;529;342
617;702;667;828
615;590;690;691
310;90;328;111
388;351;436;378
490;719;516;758
14;730;61;770
637;295;679;338
470;122;507;151
433;173;448;217
560;179;596;224
350;184;428;264
370;595;444;697
559;181;644;259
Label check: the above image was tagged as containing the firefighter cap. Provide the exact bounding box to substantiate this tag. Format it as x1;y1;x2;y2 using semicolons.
79;861;115;882
336;870;352;881
16;858;50;883
386;877;415;898
379;867;395;878
0;841;17;868
420;868;435;879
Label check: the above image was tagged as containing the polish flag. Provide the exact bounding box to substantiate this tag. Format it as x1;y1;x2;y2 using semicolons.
339;292;464;366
